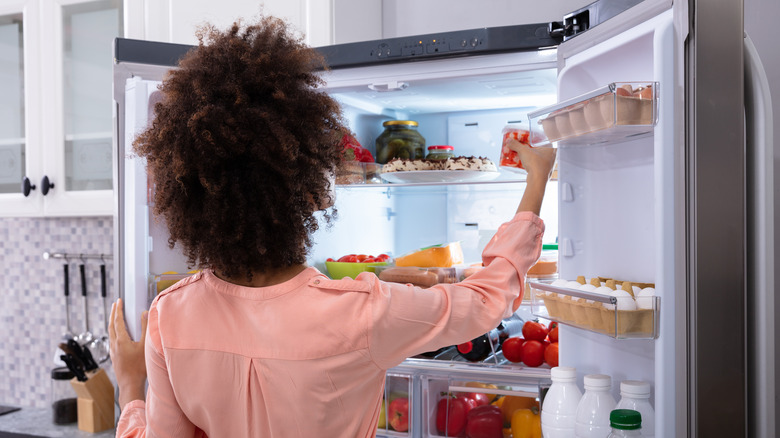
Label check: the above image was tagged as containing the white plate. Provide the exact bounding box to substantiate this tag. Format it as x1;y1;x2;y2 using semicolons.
380;170;500;184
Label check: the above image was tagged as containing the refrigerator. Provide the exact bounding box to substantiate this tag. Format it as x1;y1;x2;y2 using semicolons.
111;0;777;436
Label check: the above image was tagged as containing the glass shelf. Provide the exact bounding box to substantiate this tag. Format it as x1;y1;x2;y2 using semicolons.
528;82;659;148
529;281;659;339
336;165;528;188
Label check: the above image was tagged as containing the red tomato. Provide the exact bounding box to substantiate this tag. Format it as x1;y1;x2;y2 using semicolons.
522;321;549;342
436;396;470;436
501;337;525;363
363;257;376;263
548;321;558;331
547;326;559;343
465;404;503;438
544;342;559;367
521;340;545;367
337;254;356;262
326;257;335;262
356;254;369;262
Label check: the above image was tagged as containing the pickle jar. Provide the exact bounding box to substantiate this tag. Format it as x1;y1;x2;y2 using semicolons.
375;120;426;163
426;145;455;161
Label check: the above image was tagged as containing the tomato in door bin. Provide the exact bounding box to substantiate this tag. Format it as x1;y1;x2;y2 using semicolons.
544;342;559;368
521;321;548;342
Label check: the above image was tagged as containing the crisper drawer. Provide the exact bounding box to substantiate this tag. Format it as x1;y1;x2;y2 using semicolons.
377;371;415;438
414;361;551;438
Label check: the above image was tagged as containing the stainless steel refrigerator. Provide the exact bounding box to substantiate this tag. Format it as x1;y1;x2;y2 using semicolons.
112;0;777;435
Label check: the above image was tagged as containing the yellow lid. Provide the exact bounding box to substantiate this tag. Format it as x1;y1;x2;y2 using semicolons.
383;120;418;127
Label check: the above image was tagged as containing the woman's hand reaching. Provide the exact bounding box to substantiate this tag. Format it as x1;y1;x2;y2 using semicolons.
505;139;557;216
109;298;148;409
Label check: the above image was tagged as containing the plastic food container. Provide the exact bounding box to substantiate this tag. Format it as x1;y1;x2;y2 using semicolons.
425;145;454;161
527;244;559;280
375;120;426;164
500;124;532;171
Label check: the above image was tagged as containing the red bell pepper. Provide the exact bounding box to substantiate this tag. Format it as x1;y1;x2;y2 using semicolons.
465;404;503;438
340;133;375;163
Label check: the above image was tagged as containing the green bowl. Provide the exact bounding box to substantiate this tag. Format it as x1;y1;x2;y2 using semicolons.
325;261;388;279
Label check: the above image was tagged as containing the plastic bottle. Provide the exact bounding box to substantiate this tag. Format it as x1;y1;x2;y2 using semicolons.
541;366;582;437
615;381;655;438
607;409;644;437
574;374;616;437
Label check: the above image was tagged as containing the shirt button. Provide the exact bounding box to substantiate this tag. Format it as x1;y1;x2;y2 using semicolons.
313;280;320;285
481;298;487;303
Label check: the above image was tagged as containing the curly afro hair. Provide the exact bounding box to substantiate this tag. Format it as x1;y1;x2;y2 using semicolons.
134;16;346;281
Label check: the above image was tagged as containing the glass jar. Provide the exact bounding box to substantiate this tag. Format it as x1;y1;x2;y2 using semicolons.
51;367;77;425
375;121;426;164
425;145;454;160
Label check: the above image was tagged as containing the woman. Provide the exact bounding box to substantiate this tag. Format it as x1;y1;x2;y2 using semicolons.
110;15;556;438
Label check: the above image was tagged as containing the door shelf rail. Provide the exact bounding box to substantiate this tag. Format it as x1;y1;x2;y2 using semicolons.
529;281;659;339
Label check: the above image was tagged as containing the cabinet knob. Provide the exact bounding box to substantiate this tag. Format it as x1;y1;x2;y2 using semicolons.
41;175;55;196
21;176;36;197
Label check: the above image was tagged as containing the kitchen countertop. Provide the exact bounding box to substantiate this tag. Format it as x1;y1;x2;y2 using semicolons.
0;406;115;438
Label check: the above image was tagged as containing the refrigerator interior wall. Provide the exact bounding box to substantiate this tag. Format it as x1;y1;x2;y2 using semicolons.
554;7;675;432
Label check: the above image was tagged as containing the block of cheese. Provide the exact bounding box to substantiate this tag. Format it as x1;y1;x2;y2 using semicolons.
395;242;464;268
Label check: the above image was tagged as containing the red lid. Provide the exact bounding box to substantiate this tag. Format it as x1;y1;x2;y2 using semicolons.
457;341;473;354
427;145;454;151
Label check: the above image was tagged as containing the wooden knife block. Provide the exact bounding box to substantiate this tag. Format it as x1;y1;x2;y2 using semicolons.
70;368;115;433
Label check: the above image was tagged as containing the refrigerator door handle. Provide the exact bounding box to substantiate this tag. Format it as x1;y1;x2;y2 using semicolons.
744;32;776;438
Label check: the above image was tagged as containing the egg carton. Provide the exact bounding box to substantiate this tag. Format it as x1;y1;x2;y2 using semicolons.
528;279;659;339
528;81;658;148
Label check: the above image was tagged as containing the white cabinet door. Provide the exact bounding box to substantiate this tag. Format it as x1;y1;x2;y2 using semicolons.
137;0;333;48
0;0;43;216
38;0;120;216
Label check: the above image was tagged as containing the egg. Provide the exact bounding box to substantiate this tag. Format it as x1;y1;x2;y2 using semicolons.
579;284;598;292
636;287;656;310
594;286;614;296
565;281;583;290
551;279;569;288
632;285;642;296
602;289;636;310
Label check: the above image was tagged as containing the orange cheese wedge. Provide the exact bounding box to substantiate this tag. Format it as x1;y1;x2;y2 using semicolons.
395;242;464;268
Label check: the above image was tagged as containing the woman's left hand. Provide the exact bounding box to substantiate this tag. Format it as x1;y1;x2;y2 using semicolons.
109;298;148;409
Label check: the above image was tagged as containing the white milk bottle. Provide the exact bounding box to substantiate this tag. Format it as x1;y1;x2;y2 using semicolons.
614;381;654;438
541;366;582;438
574;374;616;437
607;409;644;437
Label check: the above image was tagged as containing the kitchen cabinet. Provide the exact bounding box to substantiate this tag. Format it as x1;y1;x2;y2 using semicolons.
123;0;337;48
0;0;120;217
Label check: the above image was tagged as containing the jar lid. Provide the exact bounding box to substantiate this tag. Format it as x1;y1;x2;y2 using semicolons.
542;243;558;250
610;409;642;430
620;380;651;396
550;366;577;380
383;120;418;127
427;145;453;151
51;366;75;380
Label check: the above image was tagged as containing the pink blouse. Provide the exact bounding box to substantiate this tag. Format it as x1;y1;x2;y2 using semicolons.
117;211;544;437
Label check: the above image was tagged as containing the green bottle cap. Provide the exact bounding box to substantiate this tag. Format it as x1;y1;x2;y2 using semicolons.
610;409;642;430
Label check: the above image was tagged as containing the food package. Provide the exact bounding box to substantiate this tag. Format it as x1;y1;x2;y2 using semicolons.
394;242;464;268
499;124;532;170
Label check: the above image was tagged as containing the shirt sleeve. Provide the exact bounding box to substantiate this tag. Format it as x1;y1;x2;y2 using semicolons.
367;211;544;369
115;301;200;438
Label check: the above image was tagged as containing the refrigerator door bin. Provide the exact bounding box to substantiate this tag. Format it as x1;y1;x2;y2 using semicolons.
378;372;415;437
528;82;658;147
529;281;659;339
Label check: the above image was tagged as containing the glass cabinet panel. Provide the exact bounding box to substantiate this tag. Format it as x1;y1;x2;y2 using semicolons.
62;0;121;191
0;13;24;195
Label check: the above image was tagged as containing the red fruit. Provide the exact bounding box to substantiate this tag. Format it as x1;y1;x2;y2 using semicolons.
545;342;559;367
326;257;335;262
465;404;503;438
436;396;469;436
548;321;558;331
521;340;545;367
388;397;409;432
522;321;549;342
463;392;491;407
501;337;525;363
548;326;559;343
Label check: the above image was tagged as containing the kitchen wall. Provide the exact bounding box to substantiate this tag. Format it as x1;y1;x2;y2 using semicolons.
0;216;115;408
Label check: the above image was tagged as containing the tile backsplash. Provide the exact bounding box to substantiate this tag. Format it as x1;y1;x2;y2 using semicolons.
0;216;116;408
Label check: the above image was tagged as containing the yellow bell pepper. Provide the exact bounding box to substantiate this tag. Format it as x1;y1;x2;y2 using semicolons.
500;396;538;427
510;408;541;438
